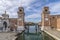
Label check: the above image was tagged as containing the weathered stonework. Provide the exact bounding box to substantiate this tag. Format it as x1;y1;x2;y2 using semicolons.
50;15;60;31
41;7;50;30
50;15;57;29
42;7;50;26
2;11;9;27
16;7;25;31
17;7;25;27
41;6;60;31
56;15;60;31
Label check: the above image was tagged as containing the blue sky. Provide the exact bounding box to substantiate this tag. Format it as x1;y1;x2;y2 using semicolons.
0;0;60;23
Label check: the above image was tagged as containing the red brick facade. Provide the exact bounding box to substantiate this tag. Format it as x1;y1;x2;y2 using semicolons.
41;7;60;31
9;18;17;30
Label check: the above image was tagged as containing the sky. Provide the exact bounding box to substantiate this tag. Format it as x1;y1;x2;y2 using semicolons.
0;0;60;23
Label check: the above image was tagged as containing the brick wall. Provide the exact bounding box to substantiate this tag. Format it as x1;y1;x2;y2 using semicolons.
9;18;17;30
57;18;60;29
50;15;57;29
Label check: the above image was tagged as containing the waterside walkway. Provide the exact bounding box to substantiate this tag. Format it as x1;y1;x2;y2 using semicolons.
44;27;60;40
0;30;25;40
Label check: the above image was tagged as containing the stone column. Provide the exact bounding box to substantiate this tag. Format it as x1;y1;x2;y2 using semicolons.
41;13;45;31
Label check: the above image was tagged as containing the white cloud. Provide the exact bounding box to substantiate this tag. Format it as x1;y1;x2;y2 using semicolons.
25;13;41;23
0;0;42;23
25;13;40;19
0;0;35;17
21;0;35;7
46;1;60;15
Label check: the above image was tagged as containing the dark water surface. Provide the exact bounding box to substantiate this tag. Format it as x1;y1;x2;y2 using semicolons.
16;26;55;40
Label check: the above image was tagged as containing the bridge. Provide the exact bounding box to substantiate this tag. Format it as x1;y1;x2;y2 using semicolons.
24;22;41;33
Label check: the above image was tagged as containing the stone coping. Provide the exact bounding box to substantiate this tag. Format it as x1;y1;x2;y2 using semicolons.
44;27;60;40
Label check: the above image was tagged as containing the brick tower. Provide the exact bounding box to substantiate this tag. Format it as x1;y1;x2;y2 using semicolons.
17;7;25;31
41;7;50;31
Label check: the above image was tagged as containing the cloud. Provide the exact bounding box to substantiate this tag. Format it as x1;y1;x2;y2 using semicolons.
25;14;41;23
22;0;35;7
25;13;41;19
0;0;35;16
46;1;60;15
0;0;42;22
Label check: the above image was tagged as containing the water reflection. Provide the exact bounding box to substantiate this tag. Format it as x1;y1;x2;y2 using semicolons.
15;26;55;40
29;26;36;33
24;26;43;40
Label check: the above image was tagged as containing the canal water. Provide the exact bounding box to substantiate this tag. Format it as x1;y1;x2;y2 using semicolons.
24;26;43;40
15;26;55;40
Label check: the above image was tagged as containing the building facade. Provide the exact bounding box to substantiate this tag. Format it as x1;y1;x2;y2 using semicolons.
0;11;9;28
0;6;25;31
9;18;17;30
2;11;9;27
9;7;25;31
41;6;60;31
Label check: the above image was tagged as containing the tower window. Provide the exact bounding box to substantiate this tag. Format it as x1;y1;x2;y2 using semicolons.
20;9;22;11
45;9;48;11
